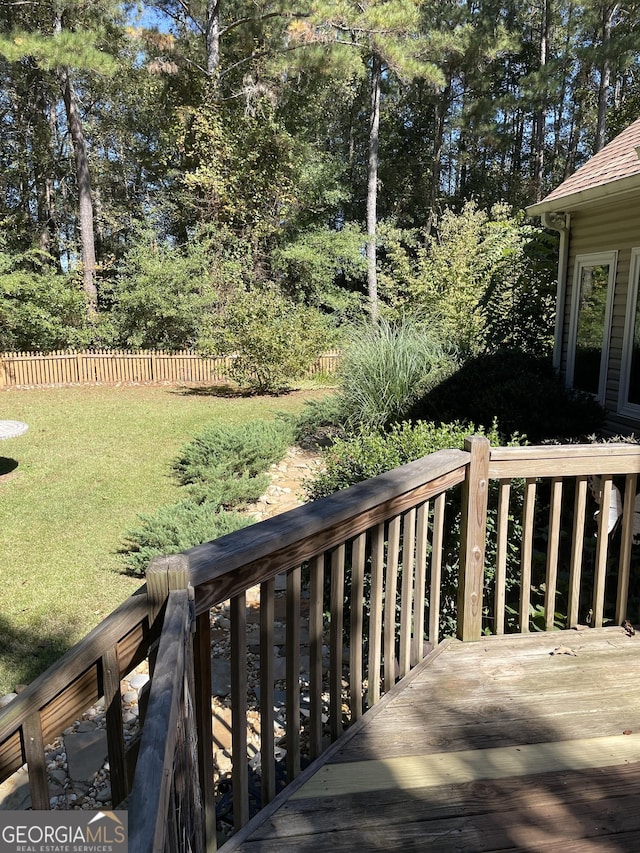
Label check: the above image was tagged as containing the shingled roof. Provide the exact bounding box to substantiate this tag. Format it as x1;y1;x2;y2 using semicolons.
527;116;640;215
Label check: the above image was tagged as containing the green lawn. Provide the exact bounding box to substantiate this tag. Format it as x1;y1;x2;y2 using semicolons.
0;384;325;696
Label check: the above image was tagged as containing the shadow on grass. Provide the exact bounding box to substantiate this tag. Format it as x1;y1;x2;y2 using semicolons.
0;614;71;694
171;383;253;398
0;457;19;476
170;383;302;399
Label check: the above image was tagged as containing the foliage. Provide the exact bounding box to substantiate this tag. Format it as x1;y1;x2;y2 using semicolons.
379;204;556;357
305;418;527;637
291;394;349;446
123;418;293;575
106;228;222;350
411;349;605;443
0;245;95;351
174;419;294;502
273;224;367;322
207;286;334;394
336;315;458;430
305;419;505;501
122;500;250;575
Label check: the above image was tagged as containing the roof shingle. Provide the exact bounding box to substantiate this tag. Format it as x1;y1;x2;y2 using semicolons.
541;117;640;206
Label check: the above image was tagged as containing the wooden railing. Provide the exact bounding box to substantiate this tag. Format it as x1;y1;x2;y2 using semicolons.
129;558;202;853
0;349;340;389
2;436;640;851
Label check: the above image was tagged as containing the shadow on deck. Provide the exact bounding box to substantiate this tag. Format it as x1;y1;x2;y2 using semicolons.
223;628;640;852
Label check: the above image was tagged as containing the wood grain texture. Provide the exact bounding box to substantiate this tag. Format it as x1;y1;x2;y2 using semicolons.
220;628;640;853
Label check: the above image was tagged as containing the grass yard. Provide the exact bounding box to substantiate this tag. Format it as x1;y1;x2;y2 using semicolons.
0;383;327;696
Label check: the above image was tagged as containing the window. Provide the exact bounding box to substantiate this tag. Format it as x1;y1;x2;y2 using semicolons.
619;248;640;417
566;252;617;404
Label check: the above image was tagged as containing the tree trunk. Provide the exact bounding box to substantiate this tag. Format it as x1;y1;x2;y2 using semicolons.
366;52;382;323
206;0;221;77
595;3;618;152
427;80;451;235
532;0;549;201
61;69;98;314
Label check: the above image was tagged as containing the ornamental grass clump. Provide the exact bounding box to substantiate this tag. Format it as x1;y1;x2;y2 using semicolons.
338;316;457;431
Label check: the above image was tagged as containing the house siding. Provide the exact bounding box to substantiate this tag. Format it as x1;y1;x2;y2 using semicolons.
561;200;640;434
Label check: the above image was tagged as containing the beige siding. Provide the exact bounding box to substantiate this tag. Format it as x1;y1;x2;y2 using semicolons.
560;200;640;433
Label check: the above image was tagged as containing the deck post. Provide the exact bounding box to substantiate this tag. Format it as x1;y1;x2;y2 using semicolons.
144;554;209;851
457;435;490;642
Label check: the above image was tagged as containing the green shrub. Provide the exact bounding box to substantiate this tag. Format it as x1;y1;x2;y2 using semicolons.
208;286;333;394
305;419;505;501
336;316;457;431
291;394;348;446
175;420;293;485
123;419;293;574
122;500;250;574
410;349;605;443
305;419;526;637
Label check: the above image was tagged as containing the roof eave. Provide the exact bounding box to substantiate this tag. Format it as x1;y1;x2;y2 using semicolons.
526;173;640;217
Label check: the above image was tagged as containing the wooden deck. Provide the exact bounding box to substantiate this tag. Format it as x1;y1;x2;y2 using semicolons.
221;627;640;852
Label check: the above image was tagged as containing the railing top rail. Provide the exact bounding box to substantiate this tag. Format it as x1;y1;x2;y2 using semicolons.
188;448;470;614
490;443;640;460
0;587;149;745
489;442;640;478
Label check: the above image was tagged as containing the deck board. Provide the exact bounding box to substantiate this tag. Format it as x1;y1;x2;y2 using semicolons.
221;628;640;852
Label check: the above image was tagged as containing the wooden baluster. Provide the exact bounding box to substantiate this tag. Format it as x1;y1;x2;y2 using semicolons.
367;524;385;708
568;476;588;628
193;609;216;852
412;501;429;666
230;592;248;831
429;494;446;647
494;481;511;636
329;545;345;742
458;436;490;641
399;509;416;678
286;567;301;781
617;473;638;623
545;478;563;631
260;577;275;805
309;555;325;759
384;516;401;692
520;479;537;633
350;533;366;723
102;646;128;806
23;712;49;810
593;475;612;628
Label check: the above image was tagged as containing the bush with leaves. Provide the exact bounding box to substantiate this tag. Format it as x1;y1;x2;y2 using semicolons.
123;419;292;574
0;244;96;351
107;228;228;351
377;204;556;358
209;286;333;394
122;501;251;575
174;420;293;503
305;419;527;637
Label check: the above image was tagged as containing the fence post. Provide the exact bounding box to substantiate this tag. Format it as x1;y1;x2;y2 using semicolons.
457;435;490;642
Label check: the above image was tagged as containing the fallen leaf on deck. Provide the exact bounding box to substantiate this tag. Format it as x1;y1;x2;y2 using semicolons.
623;730;633;735
622;619;636;637
550;646;577;656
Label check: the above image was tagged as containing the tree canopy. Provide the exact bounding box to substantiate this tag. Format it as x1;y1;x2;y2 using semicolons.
0;0;638;350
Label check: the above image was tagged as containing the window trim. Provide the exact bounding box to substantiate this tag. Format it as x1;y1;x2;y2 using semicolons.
566;250;617;405
618;247;640;418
